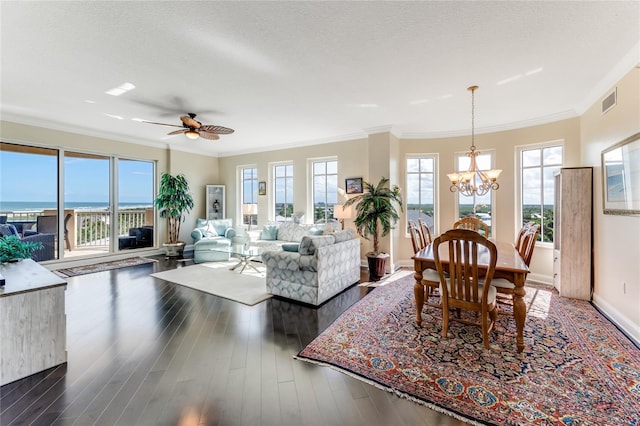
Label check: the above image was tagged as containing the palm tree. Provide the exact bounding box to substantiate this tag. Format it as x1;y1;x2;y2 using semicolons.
343;177;403;255
154;173;194;245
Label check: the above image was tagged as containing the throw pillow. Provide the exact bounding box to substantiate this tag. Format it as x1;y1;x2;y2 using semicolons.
282;243;300;252
260;224;278;241
308;228;324;236
204;222;219;237
0;224;19;237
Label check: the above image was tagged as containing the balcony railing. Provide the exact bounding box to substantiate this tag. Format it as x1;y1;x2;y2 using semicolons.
1;208;153;250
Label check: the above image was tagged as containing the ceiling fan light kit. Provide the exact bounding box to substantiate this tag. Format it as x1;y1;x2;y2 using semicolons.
144;113;234;141
185;130;200;140
448;85;502;197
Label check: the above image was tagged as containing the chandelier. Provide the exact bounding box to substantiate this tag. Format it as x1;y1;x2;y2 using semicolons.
447;85;501;197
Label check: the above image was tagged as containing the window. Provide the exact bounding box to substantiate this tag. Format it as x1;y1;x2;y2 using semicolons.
0;142;156;260
273;163;294;222
0;143;60;260
406;155;437;233
455;151;495;234
312;159;338;223
241;167;258;226
520;144;563;243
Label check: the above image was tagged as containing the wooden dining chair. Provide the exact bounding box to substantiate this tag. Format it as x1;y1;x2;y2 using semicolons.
433;228;498;349
515;222;534;253
409;220;440;306
492;224;540;307
408;221;425;253
418;218;433;246
453;216;491;237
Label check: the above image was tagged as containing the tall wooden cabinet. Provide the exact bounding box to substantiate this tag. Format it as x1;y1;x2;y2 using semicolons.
553;167;592;300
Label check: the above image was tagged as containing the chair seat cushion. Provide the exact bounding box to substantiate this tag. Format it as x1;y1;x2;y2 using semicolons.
490;278;515;289
440;280;497;304
421;268;441;282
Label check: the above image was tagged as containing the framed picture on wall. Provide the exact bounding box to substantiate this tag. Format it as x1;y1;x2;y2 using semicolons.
258;181;267;196
601;132;640;216
206;185;225;220
345;177;363;194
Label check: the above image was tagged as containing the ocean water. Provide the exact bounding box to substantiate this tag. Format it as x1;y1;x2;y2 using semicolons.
0;201;152;212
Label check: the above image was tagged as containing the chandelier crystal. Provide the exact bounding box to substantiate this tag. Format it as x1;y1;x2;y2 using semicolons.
447;85;501;197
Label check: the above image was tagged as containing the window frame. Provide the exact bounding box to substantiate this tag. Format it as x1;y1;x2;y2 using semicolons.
405;153;438;235
271;161;294;222
517;140;564;245
453;149;497;235
310;157;338;223
239;165;258;226
1;141;156;260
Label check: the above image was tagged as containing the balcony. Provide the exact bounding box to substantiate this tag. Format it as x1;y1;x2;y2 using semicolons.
1;208;154;259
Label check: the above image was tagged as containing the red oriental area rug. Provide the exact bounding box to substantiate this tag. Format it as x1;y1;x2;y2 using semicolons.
296;276;640;425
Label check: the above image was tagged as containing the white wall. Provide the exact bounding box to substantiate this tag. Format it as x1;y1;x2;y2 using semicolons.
397;118;582;283
580;67;640;344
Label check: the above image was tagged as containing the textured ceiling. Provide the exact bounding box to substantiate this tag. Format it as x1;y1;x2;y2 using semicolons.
1;1;639;157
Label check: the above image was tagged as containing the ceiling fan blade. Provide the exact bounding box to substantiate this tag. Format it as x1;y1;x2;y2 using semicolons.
143;120;184;128
180;115;201;129
200;125;234;134
167;129;187;135
199;131;220;140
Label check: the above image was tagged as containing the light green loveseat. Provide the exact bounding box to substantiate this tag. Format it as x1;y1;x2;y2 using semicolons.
191;218;237;263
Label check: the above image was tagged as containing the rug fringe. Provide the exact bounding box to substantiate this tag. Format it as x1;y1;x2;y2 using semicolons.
293;354;486;426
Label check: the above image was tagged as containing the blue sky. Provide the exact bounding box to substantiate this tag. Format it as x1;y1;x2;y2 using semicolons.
1;151;153;203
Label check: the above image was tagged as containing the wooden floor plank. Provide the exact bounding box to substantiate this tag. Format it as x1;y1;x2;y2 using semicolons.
0;256;459;425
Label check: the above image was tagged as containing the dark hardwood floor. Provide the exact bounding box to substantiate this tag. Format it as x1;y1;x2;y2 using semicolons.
1;255;464;425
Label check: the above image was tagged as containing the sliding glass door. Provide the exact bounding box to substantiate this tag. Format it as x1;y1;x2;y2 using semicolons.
1;142;156;261
0;142;60;261
64;151;111;256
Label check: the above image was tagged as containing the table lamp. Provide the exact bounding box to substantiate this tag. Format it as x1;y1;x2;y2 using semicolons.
333;204;353;230
242;204;258;231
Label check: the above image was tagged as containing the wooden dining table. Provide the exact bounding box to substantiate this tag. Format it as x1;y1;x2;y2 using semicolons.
413;239;530;352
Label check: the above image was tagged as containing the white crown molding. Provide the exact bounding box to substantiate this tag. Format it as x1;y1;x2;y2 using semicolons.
400;109;579;139
363;125;393;135
576;41;640;115
217;131;368;157
0;114;220;158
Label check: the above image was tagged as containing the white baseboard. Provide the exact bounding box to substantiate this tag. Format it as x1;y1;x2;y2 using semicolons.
526;273;552;286
592;294;640;347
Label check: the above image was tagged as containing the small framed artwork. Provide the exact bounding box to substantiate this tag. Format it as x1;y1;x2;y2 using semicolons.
345;177;363;194
258;181;267;196
601;132;640;216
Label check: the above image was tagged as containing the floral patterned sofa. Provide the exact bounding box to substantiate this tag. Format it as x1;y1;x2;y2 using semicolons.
261;229;360;306
247;221;336;252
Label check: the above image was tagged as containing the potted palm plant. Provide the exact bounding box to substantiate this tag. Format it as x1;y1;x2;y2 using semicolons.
343;177;403;281
154;172;194;257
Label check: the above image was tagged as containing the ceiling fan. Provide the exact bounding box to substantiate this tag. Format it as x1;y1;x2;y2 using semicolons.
144;113;234;140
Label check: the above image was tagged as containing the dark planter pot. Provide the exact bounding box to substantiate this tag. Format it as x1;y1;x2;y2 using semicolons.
367;253;389;282
163;242;185;258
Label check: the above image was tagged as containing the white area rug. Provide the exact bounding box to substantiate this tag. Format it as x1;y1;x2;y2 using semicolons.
150;261;271;306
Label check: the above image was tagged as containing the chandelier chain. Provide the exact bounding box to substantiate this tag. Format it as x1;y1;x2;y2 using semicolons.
470;86;476;152
446;85;502;197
